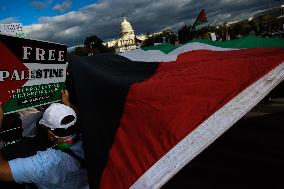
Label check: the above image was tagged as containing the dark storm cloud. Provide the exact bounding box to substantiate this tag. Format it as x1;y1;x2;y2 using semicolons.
24;0;283;47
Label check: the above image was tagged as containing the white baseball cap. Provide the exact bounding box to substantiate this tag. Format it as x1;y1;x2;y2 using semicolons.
39;103;77;130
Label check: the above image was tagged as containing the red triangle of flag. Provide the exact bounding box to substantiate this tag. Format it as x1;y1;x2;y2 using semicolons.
198;9;208;23
0;42;29;104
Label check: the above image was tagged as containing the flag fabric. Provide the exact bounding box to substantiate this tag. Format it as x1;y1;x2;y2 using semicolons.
192;9;208;30
69;36;284;189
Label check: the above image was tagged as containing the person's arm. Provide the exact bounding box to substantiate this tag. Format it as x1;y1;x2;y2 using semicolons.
0;153;13;182
0;102;3;130
0;102;14;182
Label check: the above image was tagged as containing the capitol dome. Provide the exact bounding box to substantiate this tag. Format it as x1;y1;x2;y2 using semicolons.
103;13;141;53
120;15;135;39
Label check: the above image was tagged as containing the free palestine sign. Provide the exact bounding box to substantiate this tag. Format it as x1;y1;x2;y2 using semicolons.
0;34;67;114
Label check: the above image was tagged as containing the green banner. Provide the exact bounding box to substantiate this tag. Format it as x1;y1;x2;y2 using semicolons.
3;82;65;113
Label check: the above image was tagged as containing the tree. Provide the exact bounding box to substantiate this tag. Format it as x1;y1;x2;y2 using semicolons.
74;47;89;56
84;35;103;48
84;35;114;54
194;25;213;40
227;20;258;39
162;30;177;44
178;25;193;44
141;30;177;48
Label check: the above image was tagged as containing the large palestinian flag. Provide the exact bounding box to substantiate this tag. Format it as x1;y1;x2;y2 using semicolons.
69;36;284;189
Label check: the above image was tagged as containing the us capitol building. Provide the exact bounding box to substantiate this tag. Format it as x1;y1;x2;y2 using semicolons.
103;15;160;53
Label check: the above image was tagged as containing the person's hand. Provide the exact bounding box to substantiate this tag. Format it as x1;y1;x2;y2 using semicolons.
61;89;71;107
0;102;3;129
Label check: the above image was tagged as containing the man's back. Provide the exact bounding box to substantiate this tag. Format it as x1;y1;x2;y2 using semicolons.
8;140;89;189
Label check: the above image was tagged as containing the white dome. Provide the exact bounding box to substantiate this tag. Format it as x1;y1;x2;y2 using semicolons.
120;16;135;38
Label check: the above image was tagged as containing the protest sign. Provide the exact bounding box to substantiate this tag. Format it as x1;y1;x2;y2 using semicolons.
0;23;26;38
0;34;67;114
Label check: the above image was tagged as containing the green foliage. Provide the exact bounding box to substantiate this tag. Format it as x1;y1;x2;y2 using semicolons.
84;35;114;54
194;25;212;39
141;30;177;48
84;35;103;48
74;47;89;56
178;25;193;44
228;20;258;39
176;19;260;42
69;35;115;56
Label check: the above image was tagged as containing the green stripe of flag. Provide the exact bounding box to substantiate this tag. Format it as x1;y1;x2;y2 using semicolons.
143;43;178;54
189;36;284;49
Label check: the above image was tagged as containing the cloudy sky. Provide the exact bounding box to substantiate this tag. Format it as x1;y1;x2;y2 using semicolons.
0;0;283;47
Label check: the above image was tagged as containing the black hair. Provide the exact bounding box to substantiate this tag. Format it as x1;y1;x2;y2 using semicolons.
61;115;75;125
41;115;78;137
65;63;78;106
51;125;78;137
